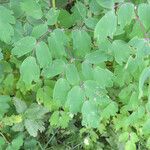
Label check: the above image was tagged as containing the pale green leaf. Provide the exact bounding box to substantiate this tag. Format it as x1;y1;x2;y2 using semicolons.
42;59;65;78
85;50;108;64
96;0;114;9
46;8;60;25
12;36;36;57
84;17;99;29
109;40;131;65
117;3;135;29
21;0;42;19
36;41;52;68
32;24;48;39
25;119;45;137
73;1;87;20
94;11;117;41
93;66;113;88
101;101;118;119
81;62;93;80
138;3;150;30
83;80;106;99
0;6;15;43
53;78;70;105
82;100;100;128
20;56;40;86
66;64;80;85
66;86;85;113
72;30;91;58
139;67;150;98
13;98;27;114
48;29;67;58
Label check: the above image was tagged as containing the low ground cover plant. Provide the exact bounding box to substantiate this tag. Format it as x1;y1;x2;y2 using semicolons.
0;0;150;149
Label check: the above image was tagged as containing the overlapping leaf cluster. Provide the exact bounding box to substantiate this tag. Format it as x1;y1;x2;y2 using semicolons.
0;0;150;149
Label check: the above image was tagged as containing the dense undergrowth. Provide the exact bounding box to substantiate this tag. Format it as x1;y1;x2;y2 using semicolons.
0;0;150;149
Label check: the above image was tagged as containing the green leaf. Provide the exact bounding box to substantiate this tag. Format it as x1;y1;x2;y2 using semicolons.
42;59;65;78
6;135;23;150
119;132;129;142
93;66;113;88
139;67;150;98
85;50;108;64
142;119;150;135
125;140;136;150
72;30;91;58
81;62;93;80
109;40;131;65
0;95;11;119
0;137;5;149
94;11;117;41
32;23;48;39
66;64;80;85
101;101;118;119
53;78;70;105
36;86;53;106
12;36;36;57
21;0;42;19
25;103;48;120
82;100;100;128
96;0;114;9
20;56;40;86
83;80;105;98
0;6;15;43
13;97;27;113
25;119;45;137
36;41;52;68
66;86;85;113
117;3;135;29
50;111;71;128
48;29;67;58
84;17;99;29
50;111;60;127
138;3;150;30
58;10;74;28
46;8;60;25
72;1;87;21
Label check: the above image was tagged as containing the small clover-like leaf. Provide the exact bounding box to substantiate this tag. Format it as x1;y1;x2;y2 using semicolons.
0;6;15;43
12;36;36;57
20;56;40;86
94;11;117;41
66;86;85;113
36;41;52;68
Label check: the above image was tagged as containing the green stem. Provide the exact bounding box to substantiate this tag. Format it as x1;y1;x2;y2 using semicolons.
52;0;56;9
0;132;10;144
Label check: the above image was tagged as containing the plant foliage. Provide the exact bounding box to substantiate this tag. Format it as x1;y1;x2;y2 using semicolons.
0;0;150;149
